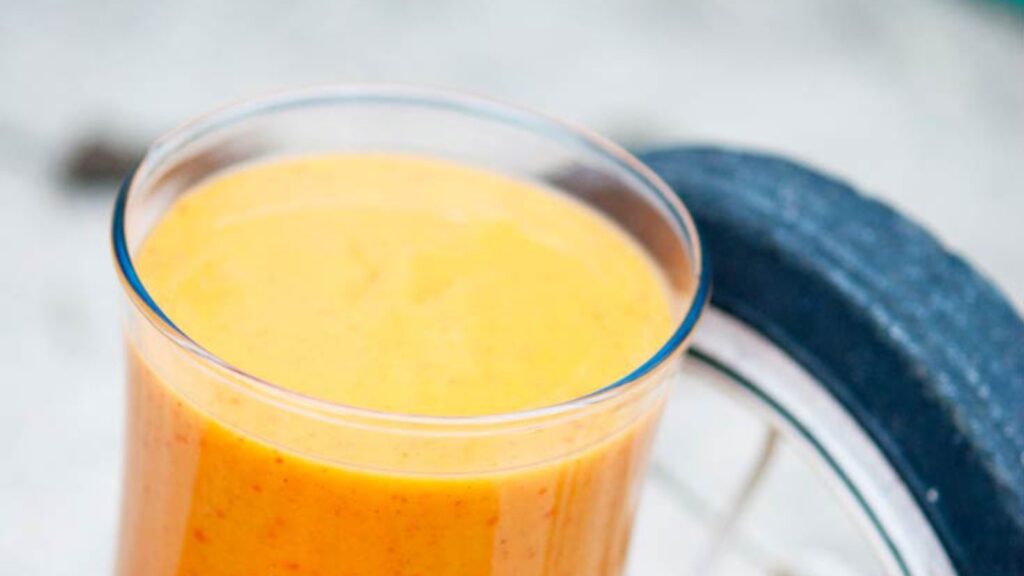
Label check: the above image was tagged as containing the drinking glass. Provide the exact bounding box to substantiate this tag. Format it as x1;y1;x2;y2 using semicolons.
111;86;708;575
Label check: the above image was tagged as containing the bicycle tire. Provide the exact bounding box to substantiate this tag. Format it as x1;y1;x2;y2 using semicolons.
639;146;1024;574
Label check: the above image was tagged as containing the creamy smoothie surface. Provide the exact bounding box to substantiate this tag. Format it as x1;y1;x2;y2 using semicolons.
136;154;673;415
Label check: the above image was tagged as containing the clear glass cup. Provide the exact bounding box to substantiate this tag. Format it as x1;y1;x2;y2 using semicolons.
111;86;708;575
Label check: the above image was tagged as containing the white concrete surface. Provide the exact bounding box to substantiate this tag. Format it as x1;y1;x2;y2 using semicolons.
0;0;1021;574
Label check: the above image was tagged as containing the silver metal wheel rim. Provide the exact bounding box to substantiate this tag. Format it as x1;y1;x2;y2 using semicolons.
687;308;956;575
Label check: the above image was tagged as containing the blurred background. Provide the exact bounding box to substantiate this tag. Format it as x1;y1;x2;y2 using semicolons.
0;0;1021;574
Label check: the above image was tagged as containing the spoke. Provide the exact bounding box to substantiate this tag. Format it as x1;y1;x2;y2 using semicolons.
688;427;779;575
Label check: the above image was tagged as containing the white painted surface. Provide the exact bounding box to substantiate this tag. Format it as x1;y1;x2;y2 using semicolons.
0;0;1021;574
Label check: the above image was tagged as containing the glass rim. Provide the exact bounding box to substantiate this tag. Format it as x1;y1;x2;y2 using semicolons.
111;83;710;427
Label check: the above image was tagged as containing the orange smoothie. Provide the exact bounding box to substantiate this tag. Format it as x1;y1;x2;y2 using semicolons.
118;155;677;575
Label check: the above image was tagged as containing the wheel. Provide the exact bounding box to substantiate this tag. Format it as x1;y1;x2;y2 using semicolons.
638;147;1024;575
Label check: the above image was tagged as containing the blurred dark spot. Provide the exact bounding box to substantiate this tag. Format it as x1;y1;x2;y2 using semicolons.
61;134;145;189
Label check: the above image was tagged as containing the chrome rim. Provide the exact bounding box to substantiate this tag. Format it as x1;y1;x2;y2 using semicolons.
642;308;954;575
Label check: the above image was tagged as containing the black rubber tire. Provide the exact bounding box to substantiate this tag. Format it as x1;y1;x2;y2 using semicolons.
639;147;1024;575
